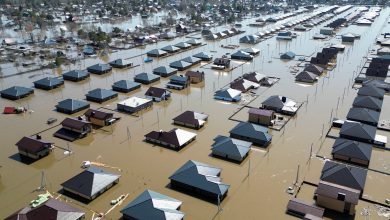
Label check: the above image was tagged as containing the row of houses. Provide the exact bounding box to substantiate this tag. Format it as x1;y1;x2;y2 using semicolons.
146;40;202;57
202;27;243;41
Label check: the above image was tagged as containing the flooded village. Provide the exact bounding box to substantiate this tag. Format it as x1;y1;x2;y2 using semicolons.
1;0;390;219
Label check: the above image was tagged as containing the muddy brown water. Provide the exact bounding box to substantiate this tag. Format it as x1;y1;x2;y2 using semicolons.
0;6;390;220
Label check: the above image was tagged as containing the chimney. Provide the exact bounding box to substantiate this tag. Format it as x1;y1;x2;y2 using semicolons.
78;116;83;120
91;111;95;116
36;135;42;140
281;96;287;103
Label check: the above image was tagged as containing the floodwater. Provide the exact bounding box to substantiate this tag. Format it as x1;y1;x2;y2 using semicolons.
1;6;390;220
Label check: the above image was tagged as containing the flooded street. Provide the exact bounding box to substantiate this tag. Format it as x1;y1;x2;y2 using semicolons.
1;6;390;220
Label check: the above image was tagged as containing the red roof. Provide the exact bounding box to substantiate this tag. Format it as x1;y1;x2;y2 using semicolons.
3;107;16;114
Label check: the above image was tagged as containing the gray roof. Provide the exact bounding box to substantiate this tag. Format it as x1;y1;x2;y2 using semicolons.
120;190;184;220
352;96;383;111
169;160;230;196
321;161;367;191
33;77;64;87
169;60;192;69
295;71;318;81
212;135;251;161
304;64;324;75
86;88;118;100
87;63;111;72
112;80;140;90
56;99;89;111
186;39;201;45
134;72;160;82
181;56;201;64
174;42;191;49
63;70;89;79
109;58;131;66
193;52;212;60
229;122;272;142
231;50;252;58
340;121;376;141
357;85;385;99
214;88;241;100
161;45;180;52
346;107;380;124
332;138;372;161
0;86;33;97
153;66;177;75
61;166;120;198
147;49;168;56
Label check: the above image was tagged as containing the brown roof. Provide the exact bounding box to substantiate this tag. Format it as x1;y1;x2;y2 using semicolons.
173;111;200;126
287;198;324;218
145;87;168;98
145;129;180;147
15;136;52;153
61;118;91;130
185;71;204;78
248;108;273;116
84;109;113;120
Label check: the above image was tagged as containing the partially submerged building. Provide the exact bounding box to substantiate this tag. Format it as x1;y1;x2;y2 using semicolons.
357;85;385;100
261;95;298;115
85;88;118;103
109;59;133;68
286;198;325;219
84;109;115;127
331;138;372;167
230;50;253;61
5;197;85;220
33;77;64;90
185;71;205;83
169;60;192;71
145;128;197;150
193;52;213;61
120;190;184;220
146;49;168;57
346;107;380;126
229;122;272;147
112;80;141;93
0;86;34;100
56;99;90;114
15;136;53;160
117;97;153;114
167;75;190;90
352;96;383;112
173;111;208;129
87;63;112;74
54;117;92;141
211;135;251;163
145;87;171;102
61;166;120;201
214;88;241;102
134;72;160;84
339;121;377;144
169;160;230;202
295;71;318;83
230;79;259;92
248;108;275;126
152;66;177;77
62;70;90;82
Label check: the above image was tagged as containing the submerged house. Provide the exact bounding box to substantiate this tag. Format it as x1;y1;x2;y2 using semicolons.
331;138;372;167
186;71;205;83
169;60;192;71
0;86;34;100
230;50;253;61
152;66;177;77
286;198;325;219
16;136;53;160
87;63;112;74
5;198;85;220
54;117;92;141
145;87;171;102
146;49;168;57
346;107;380;126
339;121;376;144
211;135;251;163
169;160;230;202
174;42;191;49
213;58;230;69
33;77;64;90
181;56;202;65
173;111;208;129
186;39;202;46
120;190;184;220
357;85;385;100
117;97;153;114
230;79;259;92
239;35;260;44
134;72;160;84
61;166;120;201
161;45;180;53
193;52;213;61
84;109;114;127
214;88;241;102
243;72;266;83
352;96;383;112
167;75;190;90
229;122;272;147
248;108;275;126
112;80;141;93
304;64;324;75
242;48;260;56
280;51;296;60
86;88;118;103
56;99;90;114
62;70;90;82
261;95;298;115
109;59;133;68
145;128;197;150
295;71;318;83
